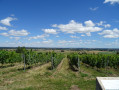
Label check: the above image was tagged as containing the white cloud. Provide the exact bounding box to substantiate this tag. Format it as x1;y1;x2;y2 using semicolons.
99;28;119;38
58;40;75;44
43;29;57;34
0;29;29;37
0;32;9;36
92;40;96;42
89;7;98;11
42;39;53;44
97;21;111;28
84;20;95;27
8;29;29;36
10;37;20;40
57;40;84;47
11;14;15;16
81;34;85;36
52;24;57;27
105;40;119;46
28;34;49;40
104;0;119;4
52;20;102;36
0;17;17;26
86;32;91;36
0;40;55;47
0;26;7;30
97;21;105;26
70;35;79;38
58;40;67;44
56;35;59;38
104;24;111;28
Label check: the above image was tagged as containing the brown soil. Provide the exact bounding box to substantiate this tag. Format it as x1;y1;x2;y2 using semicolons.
70;85;80;90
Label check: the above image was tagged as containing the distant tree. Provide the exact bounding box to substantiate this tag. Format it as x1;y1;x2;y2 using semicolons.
61;50;64;52
16;46;26;53
30;49;33;52
116;51;119;54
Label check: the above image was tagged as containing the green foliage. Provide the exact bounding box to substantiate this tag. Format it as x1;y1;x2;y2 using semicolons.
68;53;119;69
23;51;64;68
8;51;22;64
53;53;64;68
0;49;64;70
23;51;52;66
67;53;79;68
0;50;9;65
16;46;26;53
0;50;22;65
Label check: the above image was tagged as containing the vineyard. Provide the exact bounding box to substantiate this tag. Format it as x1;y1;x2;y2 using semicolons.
0;49;64;70
67;53;119;70
0;49;119;90
0;50;22;65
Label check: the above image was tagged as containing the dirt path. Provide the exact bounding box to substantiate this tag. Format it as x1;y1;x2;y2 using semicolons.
52;57;80;90
27;62;51;76
52;57;70;76
70;85;80;90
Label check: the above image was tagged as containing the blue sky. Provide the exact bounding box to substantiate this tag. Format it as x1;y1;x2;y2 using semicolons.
0;0;119;48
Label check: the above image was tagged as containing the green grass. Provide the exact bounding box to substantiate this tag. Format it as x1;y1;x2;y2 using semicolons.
0;57;119;90
80;72;88;77
98;51;116;54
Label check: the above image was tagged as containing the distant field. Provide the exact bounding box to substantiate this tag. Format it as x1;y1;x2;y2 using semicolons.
98;51;116;54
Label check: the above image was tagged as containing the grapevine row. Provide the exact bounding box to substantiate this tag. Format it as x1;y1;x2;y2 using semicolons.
0;49;64;70
67;53;119;69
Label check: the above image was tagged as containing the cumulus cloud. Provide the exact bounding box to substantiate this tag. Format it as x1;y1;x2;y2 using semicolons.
86;32;91;36
0;29;29;36
89;7;99;11
92;40;96;42
52;24;57;27
104;0;119;4
56;35;59;38
43;29;57;34
0;17;17;26
8;29;29;36
28;34;49;40
10;37;20;40
84;20;95;27
58;40;75;44
97;21;105;26
57;40;83;47
99;28;119;38
104;24;111;28
11;14;15;16
0;26;7;30
42;39;53;44
97;21;111;28
70;35;79;38
0;32;9;36
52;20;102;36
105;40;119;46
81;34;85;36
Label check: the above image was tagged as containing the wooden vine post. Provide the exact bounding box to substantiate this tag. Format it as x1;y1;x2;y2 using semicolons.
29;51;30;64
51;52;54;70
77;55;80;71
23;53;25;72
106;56;109;73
